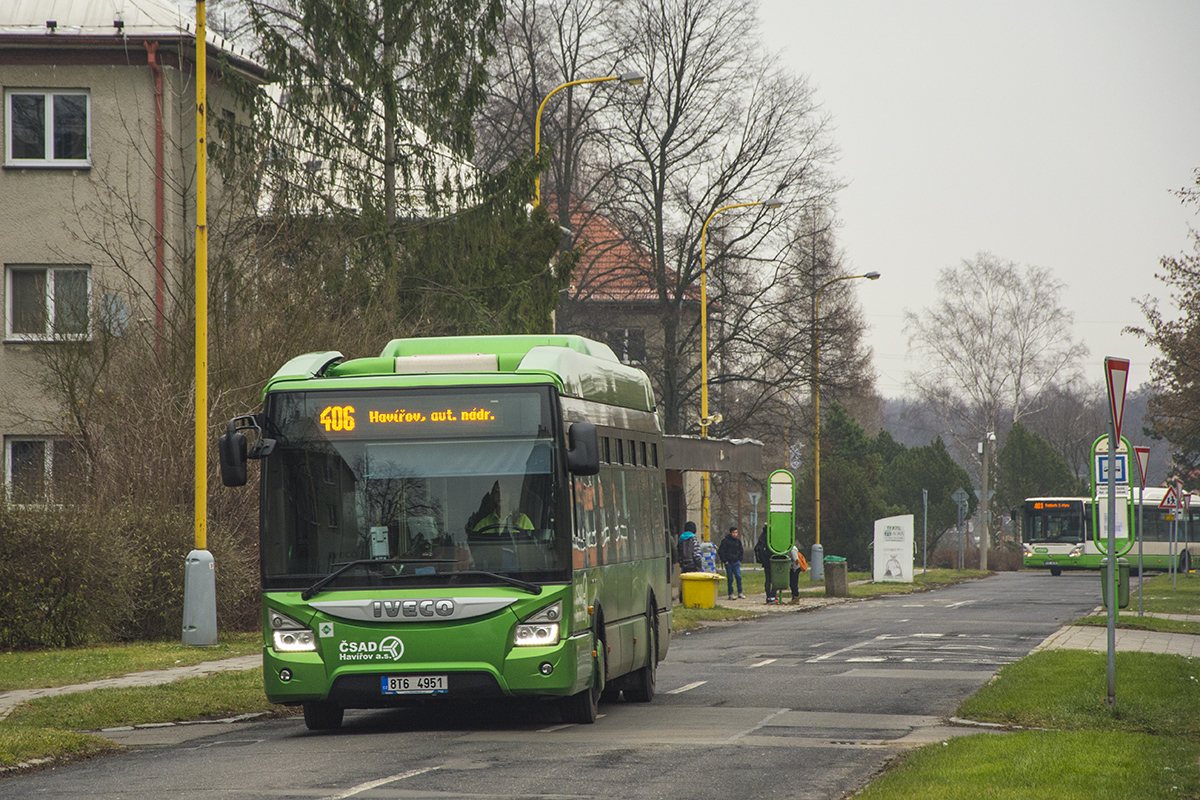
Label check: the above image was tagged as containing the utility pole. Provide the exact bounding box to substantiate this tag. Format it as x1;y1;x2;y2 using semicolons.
978;433;994;571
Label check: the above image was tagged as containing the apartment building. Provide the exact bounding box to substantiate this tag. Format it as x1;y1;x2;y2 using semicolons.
1;0;265;499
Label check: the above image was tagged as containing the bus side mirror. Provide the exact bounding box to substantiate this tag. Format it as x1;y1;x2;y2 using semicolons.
567;422;599;476
219;421;248;487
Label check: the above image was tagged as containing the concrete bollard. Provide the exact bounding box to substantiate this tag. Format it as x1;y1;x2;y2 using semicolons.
824;559;849;597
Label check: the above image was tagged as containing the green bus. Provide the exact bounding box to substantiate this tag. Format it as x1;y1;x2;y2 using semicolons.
1018;490;1198;575
220;335;672;729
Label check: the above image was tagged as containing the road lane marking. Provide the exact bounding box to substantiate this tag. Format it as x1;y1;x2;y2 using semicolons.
748;658;777;668
808;638;878;662
667;680;707;694
321;766;441;799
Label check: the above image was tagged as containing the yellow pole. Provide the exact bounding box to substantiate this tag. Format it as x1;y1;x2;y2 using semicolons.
699;201;768;542
533;76;619;209
183;1;217;646
195;1;208;550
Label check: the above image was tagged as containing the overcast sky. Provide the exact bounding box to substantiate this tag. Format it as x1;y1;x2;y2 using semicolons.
757;0;1200;399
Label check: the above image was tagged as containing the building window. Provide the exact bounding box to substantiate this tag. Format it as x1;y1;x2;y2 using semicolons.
606;327;646;366
5;90;90;167
5;265;90;341
5;437;83;503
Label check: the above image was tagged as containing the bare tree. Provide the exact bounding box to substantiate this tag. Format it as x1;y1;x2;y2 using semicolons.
602;0;842;434
1021;381;1106;485
904;252;1089;564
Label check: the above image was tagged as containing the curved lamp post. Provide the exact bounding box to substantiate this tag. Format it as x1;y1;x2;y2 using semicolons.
533;71;644;208
699;198;784;542
811;270;880;579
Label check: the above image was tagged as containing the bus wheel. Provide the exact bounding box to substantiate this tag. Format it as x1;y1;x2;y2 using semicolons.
560;635;602;724
302;700;344;731
623;606;658;703
1049;566;1062;576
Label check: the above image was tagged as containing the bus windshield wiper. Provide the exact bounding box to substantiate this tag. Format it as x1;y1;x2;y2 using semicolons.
454;570;542;595
301;559;406;601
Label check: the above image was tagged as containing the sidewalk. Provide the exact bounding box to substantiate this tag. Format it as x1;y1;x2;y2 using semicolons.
1033;612;1200;657
0;655;261;720
705;569;869;614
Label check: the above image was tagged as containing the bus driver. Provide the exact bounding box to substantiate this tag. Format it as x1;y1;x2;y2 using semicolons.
470;481;534;534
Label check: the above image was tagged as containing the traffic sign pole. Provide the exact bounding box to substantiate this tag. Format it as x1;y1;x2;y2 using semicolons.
1103;356;1129;708
1134;446;1150;617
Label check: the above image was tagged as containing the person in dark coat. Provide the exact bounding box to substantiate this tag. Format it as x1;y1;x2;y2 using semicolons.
717;526;744;599
677;521;703;573
755;525;776;603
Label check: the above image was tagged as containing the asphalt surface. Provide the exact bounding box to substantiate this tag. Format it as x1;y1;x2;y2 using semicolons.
2;571;1195;799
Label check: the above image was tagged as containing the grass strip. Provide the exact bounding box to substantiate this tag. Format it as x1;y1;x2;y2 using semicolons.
854;729;1200;800
0;668;284;770
0;727;121;771
1132;571;1200;616
1075;614;1200;636
0;633;261;692
958;650;1200;739
3;668;279;732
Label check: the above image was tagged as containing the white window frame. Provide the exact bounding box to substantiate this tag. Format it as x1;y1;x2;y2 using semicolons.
4;89;91;168
4;436;76;505
5;264;92;342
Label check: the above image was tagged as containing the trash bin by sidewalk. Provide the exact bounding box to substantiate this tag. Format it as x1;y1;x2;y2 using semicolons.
768;555;789;596
1099;557;1129;610
680;571;720;608
824;556;849;597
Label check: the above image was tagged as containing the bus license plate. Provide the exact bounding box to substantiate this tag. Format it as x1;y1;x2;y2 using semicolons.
381;675;447;695
1044;560;1057;566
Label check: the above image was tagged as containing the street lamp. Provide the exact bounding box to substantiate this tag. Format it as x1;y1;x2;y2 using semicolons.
811;270;880;580
533;71;644;208
699;197;784;542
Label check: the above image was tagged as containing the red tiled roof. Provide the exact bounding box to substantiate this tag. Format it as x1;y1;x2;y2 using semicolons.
560;203;699;303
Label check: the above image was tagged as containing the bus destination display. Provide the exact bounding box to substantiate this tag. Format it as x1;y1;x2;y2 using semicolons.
319;401;501;434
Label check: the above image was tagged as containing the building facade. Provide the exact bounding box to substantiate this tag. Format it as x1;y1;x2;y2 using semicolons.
0;1;265;500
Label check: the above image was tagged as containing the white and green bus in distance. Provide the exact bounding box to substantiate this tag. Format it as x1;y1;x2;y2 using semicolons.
1019;491;1199;575
1130;487;1199;573
1018;497;1094;575
219;335;671;730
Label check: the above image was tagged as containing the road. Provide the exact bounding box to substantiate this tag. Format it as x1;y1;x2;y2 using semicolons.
5;571;1100;799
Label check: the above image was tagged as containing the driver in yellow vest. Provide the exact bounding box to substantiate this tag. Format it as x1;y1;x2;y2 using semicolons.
472;481;533;533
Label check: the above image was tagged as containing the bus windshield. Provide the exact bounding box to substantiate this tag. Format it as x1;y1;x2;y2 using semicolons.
1022;500;1086;544
259;386;568;591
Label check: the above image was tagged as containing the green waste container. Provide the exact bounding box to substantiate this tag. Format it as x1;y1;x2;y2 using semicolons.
1099;557;1129;610
768;554;789;593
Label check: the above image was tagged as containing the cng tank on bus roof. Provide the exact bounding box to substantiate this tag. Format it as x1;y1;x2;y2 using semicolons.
264;335;657;413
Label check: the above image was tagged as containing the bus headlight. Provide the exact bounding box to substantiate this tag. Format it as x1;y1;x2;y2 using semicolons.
514;601;562;647
1068;544;1084;558
270;610;317;652
1022;544;1033;556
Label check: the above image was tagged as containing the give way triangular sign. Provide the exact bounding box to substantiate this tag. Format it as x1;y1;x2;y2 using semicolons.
1160;485;1179;510
1105;357;1130;444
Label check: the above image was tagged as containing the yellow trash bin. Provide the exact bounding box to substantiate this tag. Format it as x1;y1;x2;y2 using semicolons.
680;571;719;608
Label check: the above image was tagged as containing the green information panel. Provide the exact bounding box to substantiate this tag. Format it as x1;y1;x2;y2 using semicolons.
767;469;794;555
1090;434;1135;557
